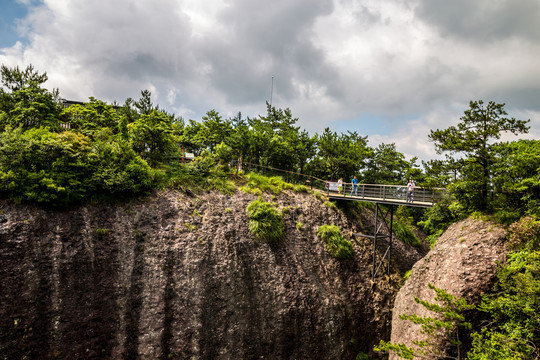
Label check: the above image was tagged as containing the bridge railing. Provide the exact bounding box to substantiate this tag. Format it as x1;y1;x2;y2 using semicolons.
331;183;446;205
236;160;446;205
238;161;328;188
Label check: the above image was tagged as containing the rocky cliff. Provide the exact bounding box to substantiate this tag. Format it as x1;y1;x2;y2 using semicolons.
0;189;425;360
389;217;508;359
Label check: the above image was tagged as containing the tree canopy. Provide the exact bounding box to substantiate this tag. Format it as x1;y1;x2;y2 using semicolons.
429;100;529;210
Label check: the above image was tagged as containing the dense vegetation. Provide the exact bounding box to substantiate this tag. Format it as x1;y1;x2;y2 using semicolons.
1;64;540;359
246;198;284;243
316;224;355;259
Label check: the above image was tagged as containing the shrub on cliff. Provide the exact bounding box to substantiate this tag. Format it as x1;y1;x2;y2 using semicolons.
246;198;284;243
317;224;354;259
0;126;156;206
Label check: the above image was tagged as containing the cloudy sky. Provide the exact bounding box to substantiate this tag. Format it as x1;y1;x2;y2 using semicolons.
1;0;539;162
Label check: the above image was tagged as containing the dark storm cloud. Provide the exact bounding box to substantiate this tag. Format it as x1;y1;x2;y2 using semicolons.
2;0;538;161
414;0;540;42
192;0;341;105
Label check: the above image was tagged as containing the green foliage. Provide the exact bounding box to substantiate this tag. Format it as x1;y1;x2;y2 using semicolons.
429;100;529;210
316;224;354;259
246;198;284;243
0;64;61;131
324;201;337;210
0;126;156;205
186;149;216;176
0;127;91;204
419;199;467;247
242;172;287;195
195;110;232;152
205;175;237;195
61;98;120;138
3;64;537;223
214;141;234;168
129;109;179;167
293;184;308;193
95;228;109;235
313;191;325;202
375;284;474;359
468;329;531;360
89;134;156;195
507;216;540;250
363;143;413;185
468;249;540;359
403;270;411;281
306;127;371;181
491;140;540;217
296;221;304;232
240;185;263;196
393;219;421;247
354;352;370;360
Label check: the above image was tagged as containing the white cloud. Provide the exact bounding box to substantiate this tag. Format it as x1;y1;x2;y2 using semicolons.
0;0;539;163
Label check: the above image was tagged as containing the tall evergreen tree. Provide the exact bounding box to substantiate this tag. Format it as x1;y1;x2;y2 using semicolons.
429;100;529;210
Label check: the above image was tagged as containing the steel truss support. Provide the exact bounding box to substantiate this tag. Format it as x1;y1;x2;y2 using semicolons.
354;203;394;281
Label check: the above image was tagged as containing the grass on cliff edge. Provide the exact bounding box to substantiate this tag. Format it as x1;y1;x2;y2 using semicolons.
317;224;355;259
240;172;309;196
246;198;284;243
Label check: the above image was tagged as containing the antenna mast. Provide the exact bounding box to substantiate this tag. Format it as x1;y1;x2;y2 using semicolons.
270;76;274;107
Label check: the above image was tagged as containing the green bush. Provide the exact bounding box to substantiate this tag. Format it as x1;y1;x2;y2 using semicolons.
317;224;354;259
469;249;540;359
293;184;308;193
355;352;369;360
242;172;297;195
393;219;421;246
403;270;412;281
246;198;284;243
507;216;540;250
419;199;466;247
324;201;337;210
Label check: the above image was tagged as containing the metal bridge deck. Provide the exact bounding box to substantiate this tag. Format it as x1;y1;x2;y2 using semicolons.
324;183;445;208
327;193;435;208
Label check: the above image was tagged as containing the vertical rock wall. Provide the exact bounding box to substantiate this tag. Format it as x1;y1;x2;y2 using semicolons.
0;190;424;359
388;218;508;359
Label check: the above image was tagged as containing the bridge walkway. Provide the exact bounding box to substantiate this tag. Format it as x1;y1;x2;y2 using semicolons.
325;183;444;208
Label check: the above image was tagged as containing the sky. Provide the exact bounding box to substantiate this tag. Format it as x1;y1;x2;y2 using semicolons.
1;0;539;163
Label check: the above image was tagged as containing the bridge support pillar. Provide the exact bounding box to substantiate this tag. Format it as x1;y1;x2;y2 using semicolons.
355;203;394;281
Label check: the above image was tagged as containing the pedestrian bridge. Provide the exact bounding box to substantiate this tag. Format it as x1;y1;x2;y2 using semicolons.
238;160;447;208
325;182;445;208
237;160;448;280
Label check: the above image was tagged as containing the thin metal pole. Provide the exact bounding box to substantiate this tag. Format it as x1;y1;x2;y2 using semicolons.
388;205;394;275
270;76;274;106
372;203;378;280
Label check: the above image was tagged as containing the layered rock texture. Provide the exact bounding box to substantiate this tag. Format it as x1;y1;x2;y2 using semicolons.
389;217;509;359
0;190;425;359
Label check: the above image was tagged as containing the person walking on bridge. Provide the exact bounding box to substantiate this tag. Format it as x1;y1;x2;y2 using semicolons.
407;179;415;202
351;176;358;196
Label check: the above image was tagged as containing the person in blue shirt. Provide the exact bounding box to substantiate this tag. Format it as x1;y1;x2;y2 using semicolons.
351;176;358;196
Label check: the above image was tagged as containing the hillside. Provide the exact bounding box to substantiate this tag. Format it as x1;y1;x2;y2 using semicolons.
0;187;427;359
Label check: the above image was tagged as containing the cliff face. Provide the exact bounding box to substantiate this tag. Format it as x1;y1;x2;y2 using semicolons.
389;218;509;359
0;189;425;360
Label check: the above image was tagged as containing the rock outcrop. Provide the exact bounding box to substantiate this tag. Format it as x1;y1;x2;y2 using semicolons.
0;189;425;360
389;217;508;359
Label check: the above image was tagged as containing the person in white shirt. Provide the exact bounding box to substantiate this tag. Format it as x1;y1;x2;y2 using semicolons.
407;179;415;202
